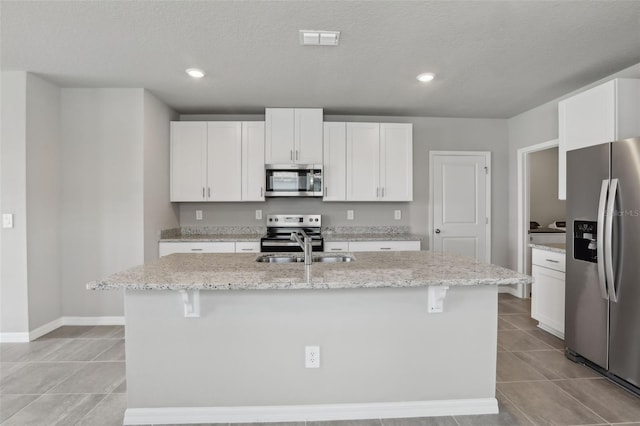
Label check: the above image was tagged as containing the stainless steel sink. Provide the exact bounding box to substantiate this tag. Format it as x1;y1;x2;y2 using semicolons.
256;254;354;263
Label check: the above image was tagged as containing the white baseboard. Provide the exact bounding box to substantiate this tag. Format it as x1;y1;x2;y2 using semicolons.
537;323;564;340
123;398;498;425
0;316;125;342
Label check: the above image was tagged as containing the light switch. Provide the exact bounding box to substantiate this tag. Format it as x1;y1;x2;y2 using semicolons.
2;213;13;228
195;210;203;220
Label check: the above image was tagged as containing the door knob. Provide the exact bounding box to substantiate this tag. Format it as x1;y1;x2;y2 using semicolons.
435;229;441;234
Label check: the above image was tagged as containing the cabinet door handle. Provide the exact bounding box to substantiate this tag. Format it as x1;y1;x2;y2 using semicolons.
331;248;342;251
290;150;293;161
260;187;263;198
376;187;380;197
324;186;328;197
202;187;205;199
296;150;299;160
380;247;392;250
191;248;203;251
208;187;211;198
381;187;385;198
545;259;560;263
241;248;254;251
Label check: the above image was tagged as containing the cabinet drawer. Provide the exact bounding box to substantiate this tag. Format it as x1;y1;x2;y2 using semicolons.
324;242;349;252
235;242;260;253
532;249;565;272
348;241;420;252
159;242;236;257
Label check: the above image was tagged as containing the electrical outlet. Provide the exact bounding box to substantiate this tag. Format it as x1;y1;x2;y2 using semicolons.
196;210;203;220
347;210;354;220
305;346;320;368
256;209;262;220
394;210;402;220
2;213;13;228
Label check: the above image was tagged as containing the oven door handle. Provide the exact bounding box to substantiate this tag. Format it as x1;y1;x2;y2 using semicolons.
261;241;323;247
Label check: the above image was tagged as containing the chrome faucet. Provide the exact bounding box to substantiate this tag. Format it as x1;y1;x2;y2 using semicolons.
291;230;313;265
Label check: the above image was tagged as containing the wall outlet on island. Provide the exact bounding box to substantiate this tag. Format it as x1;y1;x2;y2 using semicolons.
305;345;320;368
347;210;354;220
195;210;203;221
256;209;262;220
394;210;402;220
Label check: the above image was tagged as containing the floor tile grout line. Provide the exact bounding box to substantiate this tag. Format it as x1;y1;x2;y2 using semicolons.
71;392;110;425
88;338;124;362
544;368;611;424
0;392;46;424
495;388;538;426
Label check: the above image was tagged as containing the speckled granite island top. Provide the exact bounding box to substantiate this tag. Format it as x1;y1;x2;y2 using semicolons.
529;243;566;254
88;251;531;291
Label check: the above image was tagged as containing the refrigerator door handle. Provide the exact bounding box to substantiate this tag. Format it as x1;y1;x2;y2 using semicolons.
605;178;619;302
597;179;609;300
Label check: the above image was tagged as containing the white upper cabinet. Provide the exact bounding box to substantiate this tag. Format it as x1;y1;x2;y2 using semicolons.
171;121;265;202
323;122;347;201
207;122;242;201
346;122;413;201
171;122;208;202
265;108;323;164
558;78;640;199
380;123;413;201
242;121;265;201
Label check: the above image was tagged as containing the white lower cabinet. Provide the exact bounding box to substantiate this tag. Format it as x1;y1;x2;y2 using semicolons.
339;240;420;252
324;241;349;252
235;242;261;253
159;242;236;257
531;248;566;338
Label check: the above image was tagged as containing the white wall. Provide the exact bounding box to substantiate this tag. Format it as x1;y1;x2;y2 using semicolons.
25;74;62;330
179;114;510;267
60;89;145;317
143;91;179;262
0;71;29;333
507;62;640;270
529;147;566;228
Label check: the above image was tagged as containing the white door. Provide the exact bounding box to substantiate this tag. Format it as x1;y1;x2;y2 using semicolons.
323;122;346;201
295;108;323;164
170;122;207;201
429;151;491;263
380;123;413;201
265;108;294;164
242;121;265;201
346;122;380;201
207;122;242;201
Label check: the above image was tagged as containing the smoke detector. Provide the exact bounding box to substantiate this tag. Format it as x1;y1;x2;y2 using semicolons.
299;30;340;46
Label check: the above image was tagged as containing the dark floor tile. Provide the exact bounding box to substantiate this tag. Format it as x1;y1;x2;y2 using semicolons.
497;317;518;330
93;339;125;361
0;362;84;395
2;393;106;426
523;328;565;350
36;326;95;339
454;391;534;425
0;394;39;422
497;381;607;425
76;393;127;426
112;378;127;393
308;420;381;426
48;361;126;394
497;330;554;351
42;338;121;362
512;350;601;380
554;378;640;423
77;325;124;339
498;301;529;315
496;352;547;383
499;314;538;330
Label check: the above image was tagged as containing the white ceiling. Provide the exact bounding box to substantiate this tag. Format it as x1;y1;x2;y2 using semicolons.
2;1;640;118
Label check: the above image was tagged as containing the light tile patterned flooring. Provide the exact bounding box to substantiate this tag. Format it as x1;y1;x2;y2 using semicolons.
1;294;639;425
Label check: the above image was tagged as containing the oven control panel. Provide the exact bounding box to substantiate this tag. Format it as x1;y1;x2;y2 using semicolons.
267;214;321;227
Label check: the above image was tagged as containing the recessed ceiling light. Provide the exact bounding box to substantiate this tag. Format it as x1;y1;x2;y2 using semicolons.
416;73;435;83
186;68;206;79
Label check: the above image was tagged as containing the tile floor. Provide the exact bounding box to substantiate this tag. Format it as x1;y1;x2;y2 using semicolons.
1;294;639;425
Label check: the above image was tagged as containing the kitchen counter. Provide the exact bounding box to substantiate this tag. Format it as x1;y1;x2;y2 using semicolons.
92;251;529;425
323;232;420;242
88;250;530;291
529;243;566;254
159;233;262;242
529;227;566;234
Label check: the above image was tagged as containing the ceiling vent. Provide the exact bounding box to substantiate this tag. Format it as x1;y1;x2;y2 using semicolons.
299;30;340;46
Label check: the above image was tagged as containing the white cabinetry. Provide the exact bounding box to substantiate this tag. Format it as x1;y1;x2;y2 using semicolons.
325;240;420;252
558;78;640;199
265;108;323;164
170;121;265;202
346;123;413;201
159;242;236;257
531;248;566;338
323;122;347;201
235;242;261;253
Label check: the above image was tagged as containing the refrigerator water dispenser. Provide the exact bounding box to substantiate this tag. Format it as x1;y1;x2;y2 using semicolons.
574;220;597;263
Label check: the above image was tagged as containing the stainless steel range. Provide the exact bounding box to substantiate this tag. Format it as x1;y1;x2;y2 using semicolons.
260;214;323;252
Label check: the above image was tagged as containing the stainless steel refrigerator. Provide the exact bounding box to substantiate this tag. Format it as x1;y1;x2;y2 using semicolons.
566;136;640;392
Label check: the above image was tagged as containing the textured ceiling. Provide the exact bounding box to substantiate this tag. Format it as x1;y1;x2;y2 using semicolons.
2;1;640;118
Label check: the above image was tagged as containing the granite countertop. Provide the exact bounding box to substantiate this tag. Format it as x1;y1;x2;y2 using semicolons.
88;251;531;291
529;243;566;254
161;234;262;242
529;228;566;234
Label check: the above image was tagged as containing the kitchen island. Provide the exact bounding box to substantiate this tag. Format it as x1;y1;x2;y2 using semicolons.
88;251;530;425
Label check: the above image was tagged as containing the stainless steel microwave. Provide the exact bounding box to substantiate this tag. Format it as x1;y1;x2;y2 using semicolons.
265;164;323;197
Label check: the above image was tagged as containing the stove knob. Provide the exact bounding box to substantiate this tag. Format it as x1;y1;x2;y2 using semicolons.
315;218;319;222
269;218;272;222
275;218;278;222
